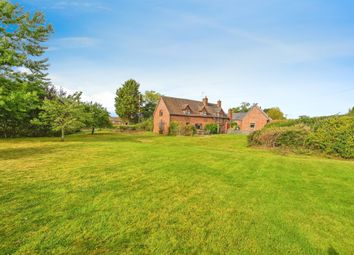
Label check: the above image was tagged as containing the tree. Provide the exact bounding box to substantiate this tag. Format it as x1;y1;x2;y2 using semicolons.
348;106;354;116
84;102;112;134
141;90;161;120
35;92;86;141
0;1;53;137
115;79;141;124
230;102;251;113
264;107;286;120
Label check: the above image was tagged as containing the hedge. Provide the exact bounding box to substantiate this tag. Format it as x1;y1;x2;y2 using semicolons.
248;115;354;159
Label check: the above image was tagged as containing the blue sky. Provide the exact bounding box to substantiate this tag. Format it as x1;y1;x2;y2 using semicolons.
19;0;354;117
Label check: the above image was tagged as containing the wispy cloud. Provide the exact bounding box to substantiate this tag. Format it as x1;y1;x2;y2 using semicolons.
48;37;100;51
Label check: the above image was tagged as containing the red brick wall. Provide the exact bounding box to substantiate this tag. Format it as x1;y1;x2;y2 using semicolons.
239;107;269;132
170;115;228;133
153;98;229;134
153;99;170;134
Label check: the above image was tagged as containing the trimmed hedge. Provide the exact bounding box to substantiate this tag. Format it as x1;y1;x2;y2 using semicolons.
248;115;354;159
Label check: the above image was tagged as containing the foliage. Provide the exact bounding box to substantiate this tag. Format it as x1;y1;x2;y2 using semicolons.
135;119;153;131
168;121;196;136
249;115;354;158
168;121;180;136
230;102;251;113
348;106;354;116
84;102;112;134
115;79;141;124
0;1;53;137
306;116;354;158
141;90;161;120
204;123;218;134
230;121;239;129
33;92;87;141
1;133;354;254
264;107;286;120
179;124;196;136
248;125;310;148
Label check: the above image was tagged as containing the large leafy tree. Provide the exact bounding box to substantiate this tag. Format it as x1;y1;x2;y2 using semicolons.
115;79;141;124
35;92;86;141
264;107;286;120
230;102;251;113
0;0;53;137
141;90;161;120
84;102;112;134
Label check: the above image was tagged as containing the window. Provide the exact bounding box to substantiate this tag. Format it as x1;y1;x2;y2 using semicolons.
184;109;191;115
201;111;207;116
195;123;202;129
159;110;163;116
250;123;256;129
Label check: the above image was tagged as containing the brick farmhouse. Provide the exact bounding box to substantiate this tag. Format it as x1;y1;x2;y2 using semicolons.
228;105;271;132
153;96;229;134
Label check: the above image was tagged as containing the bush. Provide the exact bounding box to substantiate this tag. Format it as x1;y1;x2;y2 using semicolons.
248;125;309;148
306;116;354;158
230;121;239;130
204;123;218;134
180;124;196;136
248;115;354;159
169;121;180;136
135;119;153;131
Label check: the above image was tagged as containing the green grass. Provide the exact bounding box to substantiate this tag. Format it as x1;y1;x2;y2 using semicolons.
0;132;353;254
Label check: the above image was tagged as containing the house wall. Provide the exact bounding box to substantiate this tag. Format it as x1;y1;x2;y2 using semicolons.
153;99;170;134
170;115;228;133
239;107;269;132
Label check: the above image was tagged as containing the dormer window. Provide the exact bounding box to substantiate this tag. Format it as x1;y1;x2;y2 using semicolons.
201;110;207;116
184;109;191;115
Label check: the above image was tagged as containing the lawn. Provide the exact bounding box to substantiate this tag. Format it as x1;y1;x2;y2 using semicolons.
0;132;353;254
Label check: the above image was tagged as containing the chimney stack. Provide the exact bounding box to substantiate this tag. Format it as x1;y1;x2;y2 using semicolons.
217;100;221;108
228;109;233;120
202;96;208;106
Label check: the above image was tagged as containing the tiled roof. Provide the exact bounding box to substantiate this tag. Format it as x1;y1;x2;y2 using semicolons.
230;105;271;121
231;112;247;120
161;96;228;118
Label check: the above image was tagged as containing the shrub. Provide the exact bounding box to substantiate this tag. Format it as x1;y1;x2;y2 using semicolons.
248;125;309;148
135;119;153;131
169;121;180;136
249;115;354;159
204;123;218;134
179;124;196;136
306;116;354;158
230;121;239;130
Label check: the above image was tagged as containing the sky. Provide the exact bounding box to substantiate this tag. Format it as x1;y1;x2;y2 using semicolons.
18;0;354;118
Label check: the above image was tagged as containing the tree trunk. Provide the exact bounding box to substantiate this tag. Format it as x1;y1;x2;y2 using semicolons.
61;127;65;142
91;127;95;135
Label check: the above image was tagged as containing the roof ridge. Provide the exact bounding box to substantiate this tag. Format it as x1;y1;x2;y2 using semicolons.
161;95;217;105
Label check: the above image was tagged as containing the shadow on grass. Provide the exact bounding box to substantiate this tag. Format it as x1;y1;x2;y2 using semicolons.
327;246;339;255
0;145;68;160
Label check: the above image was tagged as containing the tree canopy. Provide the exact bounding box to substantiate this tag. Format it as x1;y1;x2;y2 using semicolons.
230;102;251;113
84;102;112;134
141;90;161;120
0;0;53;137
264;107;286;120
34;91;87;141
115;79;141;124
